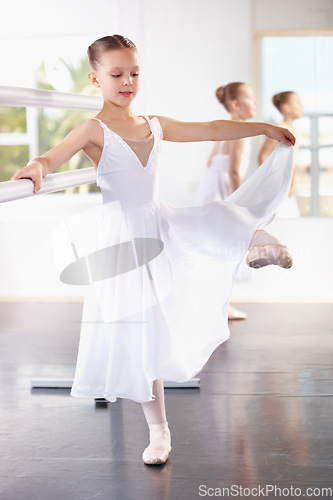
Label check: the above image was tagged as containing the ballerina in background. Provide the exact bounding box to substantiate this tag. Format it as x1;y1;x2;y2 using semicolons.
258;91;303;217
196;82;258;320
196;82;257;204
11;35;295;466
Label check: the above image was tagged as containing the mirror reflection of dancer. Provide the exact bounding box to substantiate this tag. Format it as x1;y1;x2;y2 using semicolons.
196;82;257;320
258;91;303;217
12;35;295;466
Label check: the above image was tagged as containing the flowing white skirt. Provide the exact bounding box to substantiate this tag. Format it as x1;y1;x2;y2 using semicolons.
54;143;294;403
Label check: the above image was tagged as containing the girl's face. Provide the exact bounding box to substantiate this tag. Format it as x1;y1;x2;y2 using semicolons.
89;48;140;107
284;93;303;120
234;85;257;120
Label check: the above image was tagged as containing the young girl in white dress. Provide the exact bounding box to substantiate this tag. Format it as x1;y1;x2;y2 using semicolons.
196;82;258;320
258;91;303;217
11;35;295;466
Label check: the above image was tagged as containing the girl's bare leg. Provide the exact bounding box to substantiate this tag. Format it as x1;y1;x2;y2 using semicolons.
141;379;171;465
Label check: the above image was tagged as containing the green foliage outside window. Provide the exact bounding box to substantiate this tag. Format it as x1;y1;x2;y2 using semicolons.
0;57;100;192
0;107;28;183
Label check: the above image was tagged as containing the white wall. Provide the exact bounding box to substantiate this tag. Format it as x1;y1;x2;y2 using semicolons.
110;0;253;206
0;195;102;299
0;0;119;88
252;0;333;31
1;0;118;39
140;0;252;206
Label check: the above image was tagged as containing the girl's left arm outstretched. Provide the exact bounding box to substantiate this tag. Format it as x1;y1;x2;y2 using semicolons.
155;116;296;146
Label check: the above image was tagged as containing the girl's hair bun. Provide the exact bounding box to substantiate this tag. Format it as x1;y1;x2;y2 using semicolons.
88;34;137;70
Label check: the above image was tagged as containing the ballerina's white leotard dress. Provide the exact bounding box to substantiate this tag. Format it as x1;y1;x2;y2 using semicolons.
195;139;251;205
54;116;294;403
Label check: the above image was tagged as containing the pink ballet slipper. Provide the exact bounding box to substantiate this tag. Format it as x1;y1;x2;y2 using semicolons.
246;229;293;269
142;422;171;465
246;243;293;269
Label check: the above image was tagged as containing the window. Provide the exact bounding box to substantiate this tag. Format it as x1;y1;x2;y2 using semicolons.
262;36;333;216
0;34;105;192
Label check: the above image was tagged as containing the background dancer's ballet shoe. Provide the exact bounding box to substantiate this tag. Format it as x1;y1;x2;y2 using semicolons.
228;305;247;320
142;422;171;465
246;244;293;269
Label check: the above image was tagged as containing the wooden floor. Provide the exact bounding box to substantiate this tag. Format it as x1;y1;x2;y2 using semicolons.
0;302;332;500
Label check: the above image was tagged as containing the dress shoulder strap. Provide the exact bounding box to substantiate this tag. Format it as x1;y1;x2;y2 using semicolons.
92;117;109;133
144;115;163;141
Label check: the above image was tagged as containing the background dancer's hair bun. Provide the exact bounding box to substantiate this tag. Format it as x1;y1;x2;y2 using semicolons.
215;82;246;112
216;86;226;105
272;91;295;111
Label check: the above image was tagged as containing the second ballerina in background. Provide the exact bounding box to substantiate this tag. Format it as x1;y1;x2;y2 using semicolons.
258;91;303;218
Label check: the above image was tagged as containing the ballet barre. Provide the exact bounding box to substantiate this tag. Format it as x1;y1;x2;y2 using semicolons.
0;167;96;203
0;85;103;110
